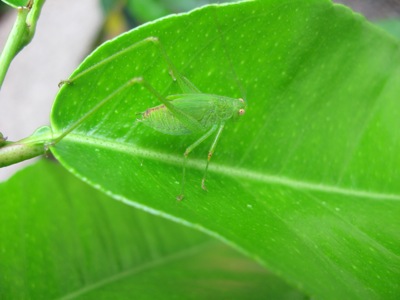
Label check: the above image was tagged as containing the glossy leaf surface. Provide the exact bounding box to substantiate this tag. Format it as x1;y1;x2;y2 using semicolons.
0;160;300;299
50;0;400;298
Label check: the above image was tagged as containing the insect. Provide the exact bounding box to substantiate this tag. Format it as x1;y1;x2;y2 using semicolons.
55;37;247;200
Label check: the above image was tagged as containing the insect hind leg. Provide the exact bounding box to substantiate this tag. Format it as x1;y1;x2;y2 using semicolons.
177;125;217;201
201;123;225;191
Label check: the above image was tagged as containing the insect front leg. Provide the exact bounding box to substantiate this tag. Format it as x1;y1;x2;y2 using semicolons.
177;125;218;201
201;123;225;191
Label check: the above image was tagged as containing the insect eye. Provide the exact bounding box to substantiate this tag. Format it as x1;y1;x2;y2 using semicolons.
238;98;245;103
238;109;245;115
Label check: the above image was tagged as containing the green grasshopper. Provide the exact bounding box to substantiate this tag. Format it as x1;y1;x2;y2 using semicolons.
55;37;247;200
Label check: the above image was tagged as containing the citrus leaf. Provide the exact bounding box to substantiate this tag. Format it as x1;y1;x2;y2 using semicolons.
0;160;302;299
50;0;400;298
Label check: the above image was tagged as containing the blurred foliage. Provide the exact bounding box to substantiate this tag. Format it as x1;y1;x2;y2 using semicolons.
97;0;239;40
0;1;9;16
376;18;400;40
334;0;400;20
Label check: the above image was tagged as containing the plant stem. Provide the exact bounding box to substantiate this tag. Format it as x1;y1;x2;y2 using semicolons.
0;140;46;167
0;0;45;89
0;125;52;167
0;7;29;87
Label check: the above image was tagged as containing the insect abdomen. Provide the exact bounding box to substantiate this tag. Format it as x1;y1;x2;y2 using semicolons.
140;105;192;135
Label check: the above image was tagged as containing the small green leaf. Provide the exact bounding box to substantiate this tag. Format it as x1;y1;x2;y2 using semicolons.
1;0;29;8
0;160;302;299
50;0;400;298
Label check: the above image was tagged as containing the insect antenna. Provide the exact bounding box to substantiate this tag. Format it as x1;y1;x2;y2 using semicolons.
212;8;248;104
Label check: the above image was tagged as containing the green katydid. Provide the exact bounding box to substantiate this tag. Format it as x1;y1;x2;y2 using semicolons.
53;37;247;200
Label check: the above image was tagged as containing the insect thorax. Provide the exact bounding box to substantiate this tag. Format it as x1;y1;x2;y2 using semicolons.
213;96;240;120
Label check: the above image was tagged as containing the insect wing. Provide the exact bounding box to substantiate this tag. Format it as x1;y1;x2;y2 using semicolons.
168;94;217;126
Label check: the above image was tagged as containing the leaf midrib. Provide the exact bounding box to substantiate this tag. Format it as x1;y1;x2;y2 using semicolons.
53;134;400;201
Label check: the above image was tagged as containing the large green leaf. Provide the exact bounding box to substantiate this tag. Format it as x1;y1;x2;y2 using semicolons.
50;0;400;298
0;160;301;299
